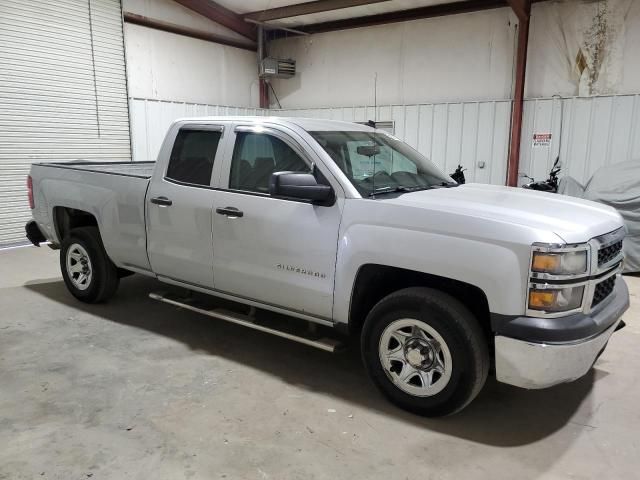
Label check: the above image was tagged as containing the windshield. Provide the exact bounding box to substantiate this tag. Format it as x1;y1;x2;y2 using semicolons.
309;131;454;197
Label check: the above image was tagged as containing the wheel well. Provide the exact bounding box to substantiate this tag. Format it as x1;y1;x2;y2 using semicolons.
53;207;98;241
349;264;492;340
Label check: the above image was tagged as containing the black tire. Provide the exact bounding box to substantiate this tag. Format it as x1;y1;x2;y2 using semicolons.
361;287;489;417
60;226;119;303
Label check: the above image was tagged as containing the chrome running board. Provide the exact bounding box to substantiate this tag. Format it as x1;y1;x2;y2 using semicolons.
149;292;343;353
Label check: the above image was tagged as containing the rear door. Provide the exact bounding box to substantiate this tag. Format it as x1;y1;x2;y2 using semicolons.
211;125;344;320
146;125;224;288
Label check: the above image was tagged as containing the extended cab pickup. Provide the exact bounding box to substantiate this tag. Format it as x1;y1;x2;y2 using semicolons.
26;117;630;416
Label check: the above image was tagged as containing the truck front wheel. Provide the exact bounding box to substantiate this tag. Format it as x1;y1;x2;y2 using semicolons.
361;287;489;416
60;227;119;303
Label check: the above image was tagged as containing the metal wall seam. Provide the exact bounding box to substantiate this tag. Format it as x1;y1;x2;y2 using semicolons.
627;95;639;161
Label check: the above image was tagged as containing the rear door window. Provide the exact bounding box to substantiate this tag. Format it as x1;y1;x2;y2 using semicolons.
166;129;222;186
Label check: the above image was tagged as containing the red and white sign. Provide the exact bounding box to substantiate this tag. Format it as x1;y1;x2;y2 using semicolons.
533;133;552;148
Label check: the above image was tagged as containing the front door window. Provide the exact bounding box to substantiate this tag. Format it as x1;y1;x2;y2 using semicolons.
229;132;310;194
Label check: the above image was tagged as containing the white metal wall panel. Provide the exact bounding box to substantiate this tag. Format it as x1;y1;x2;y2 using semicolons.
273;101;512;184
0;0;131;246
128;98;266;161
519;95;640;186
128;95;640;189
272;96;639;185
128;99;511;183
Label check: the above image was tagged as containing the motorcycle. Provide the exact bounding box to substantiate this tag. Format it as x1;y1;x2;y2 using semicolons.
521;156;561;193
450;165;466;184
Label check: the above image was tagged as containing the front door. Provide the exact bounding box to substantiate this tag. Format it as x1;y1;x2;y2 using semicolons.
212;126;343;320
146;126;224;288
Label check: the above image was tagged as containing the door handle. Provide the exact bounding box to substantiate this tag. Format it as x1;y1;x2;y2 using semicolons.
150;196;173;207
216;206;243;218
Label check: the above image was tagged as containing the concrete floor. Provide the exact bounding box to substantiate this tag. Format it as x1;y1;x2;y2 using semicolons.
1;246;639;480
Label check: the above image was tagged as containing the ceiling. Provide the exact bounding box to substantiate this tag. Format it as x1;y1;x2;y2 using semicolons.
213;0;470;28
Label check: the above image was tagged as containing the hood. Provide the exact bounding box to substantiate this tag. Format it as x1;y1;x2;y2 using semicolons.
381;183;623;244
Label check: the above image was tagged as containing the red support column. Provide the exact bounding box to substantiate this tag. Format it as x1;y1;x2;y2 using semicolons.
506;2;531;187
257;24;269;109
259;79;269;109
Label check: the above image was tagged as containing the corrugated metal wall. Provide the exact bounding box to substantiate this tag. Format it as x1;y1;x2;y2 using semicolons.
129;95;640;187
273;102;513;185
129;98;512;184
0;0;130;247
128;98;266;161
274;97;640;185
519;95;640;186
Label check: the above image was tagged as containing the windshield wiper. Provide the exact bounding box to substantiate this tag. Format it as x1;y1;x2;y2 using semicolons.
368;186;432;197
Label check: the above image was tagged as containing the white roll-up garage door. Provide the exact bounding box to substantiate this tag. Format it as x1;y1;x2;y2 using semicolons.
0;0;131;247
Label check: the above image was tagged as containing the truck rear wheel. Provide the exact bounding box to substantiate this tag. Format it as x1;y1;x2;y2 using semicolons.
60;227;119;303
361;287;489;416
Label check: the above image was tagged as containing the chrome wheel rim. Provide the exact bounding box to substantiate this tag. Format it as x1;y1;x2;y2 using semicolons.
378;319;453;397
66;243;92;291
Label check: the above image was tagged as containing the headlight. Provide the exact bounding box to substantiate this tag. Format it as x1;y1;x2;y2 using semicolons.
531;250;587;275
528;286;584;312
527;244;591;316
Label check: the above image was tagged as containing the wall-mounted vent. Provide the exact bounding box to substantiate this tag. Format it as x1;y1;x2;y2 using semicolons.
260;57;296;79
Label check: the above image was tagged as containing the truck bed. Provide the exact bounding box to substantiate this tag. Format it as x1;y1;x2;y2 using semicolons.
35;161;156;179
30;160;154;272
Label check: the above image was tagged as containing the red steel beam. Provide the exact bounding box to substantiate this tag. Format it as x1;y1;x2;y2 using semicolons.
506;0;529;20
267;0;548;38
123;12;256;51
270;0;508;36
506;0;531;187
244;0;390;22
173;0;256;40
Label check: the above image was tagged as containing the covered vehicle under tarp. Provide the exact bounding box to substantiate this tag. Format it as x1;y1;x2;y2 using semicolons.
558;160;640;273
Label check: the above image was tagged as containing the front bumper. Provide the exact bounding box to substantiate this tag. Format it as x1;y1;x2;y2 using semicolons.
495;278;629;389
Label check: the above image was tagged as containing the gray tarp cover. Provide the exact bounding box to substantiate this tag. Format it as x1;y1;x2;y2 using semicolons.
558;160;640;273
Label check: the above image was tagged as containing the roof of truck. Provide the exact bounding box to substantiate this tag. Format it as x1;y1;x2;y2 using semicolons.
174;116;377;132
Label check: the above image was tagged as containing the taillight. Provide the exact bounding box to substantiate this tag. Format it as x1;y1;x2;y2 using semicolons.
27;175;34;209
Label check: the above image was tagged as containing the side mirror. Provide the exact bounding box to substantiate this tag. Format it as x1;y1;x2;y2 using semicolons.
269;172;333;204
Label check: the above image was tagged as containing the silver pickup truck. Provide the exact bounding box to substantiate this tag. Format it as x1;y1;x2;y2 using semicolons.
26;117;629;416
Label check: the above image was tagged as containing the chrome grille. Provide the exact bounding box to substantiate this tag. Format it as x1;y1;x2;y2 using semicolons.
591;276;616;308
